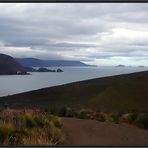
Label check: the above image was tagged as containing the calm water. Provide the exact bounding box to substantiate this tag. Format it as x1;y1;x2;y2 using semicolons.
0;66;147;97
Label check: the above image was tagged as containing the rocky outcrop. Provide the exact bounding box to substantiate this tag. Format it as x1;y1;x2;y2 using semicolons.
57;68;63;72
37;67;56;72
36;67;63;72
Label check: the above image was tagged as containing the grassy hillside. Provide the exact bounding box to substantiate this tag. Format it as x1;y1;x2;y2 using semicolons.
0;71;148;112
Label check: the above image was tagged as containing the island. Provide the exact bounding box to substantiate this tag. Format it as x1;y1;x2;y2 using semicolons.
116;64;126;67
37;67;56;72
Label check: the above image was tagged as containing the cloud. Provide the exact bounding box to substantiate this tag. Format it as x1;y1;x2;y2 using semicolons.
0;3;148;66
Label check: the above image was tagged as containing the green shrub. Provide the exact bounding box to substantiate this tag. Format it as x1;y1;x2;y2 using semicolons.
121;112;138;124
60;107;75;117
8;129;28;145
25;116;37;128
33;117;45;128
128;112;138;124
0;124;15;144
107;113;120;124
47;115;62;128
0;124;28;145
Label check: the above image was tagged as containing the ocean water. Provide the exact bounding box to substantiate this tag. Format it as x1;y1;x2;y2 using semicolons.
0;66;147;97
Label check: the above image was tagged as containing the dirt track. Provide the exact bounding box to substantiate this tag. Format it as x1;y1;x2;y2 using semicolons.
61;117;148;146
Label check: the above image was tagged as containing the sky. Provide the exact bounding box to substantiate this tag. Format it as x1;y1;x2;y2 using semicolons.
0;3;148;66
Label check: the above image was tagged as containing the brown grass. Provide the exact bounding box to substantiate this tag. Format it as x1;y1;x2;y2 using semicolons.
0;109;64;146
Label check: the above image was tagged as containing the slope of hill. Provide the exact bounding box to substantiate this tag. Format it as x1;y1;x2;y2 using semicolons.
16;58;92;67
0;70;148;112
0;54;34;74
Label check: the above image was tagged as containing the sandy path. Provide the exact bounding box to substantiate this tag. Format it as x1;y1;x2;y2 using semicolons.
61;117;148;146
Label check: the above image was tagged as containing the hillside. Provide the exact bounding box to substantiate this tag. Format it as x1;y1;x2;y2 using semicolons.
16;58;92;67
0;70;148;112
0;54;34;75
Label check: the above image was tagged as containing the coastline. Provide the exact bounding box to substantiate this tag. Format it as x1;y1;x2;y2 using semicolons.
0;70;147;113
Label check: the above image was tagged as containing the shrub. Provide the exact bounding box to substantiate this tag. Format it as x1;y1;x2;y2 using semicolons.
0;124;15;144
25;115;37;128
33;117;45;128
47;115;62;128
8;129;28;145
77;111;91;119
47;122;64;145
94;112;106;122
60;106;75;117
134;114;148;129
106;113;120;124
120;112;138;124
128;112;138;124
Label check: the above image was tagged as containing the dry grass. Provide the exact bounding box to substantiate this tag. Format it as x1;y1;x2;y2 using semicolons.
0;108;64;146
58;106;148;130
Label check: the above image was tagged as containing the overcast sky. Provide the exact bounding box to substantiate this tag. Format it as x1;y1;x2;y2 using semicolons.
0;3;148;66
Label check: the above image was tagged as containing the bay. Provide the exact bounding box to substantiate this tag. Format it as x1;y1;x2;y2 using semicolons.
0;66;147;97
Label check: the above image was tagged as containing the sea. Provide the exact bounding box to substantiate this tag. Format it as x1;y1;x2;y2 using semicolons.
0;66;147;97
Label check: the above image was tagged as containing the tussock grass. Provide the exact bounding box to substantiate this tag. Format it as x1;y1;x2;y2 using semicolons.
57;106;148;130
0;109;64;146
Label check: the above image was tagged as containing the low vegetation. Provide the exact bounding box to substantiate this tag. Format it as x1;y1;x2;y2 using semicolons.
0;106;147;146
45;106;148;130
0;109;64;146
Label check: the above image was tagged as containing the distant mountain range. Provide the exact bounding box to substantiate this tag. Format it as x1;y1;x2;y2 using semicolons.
15;58;92;67
0;53;93;75
0;54;34;75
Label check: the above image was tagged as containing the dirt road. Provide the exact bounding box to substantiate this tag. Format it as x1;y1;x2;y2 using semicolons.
61;117;148;146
